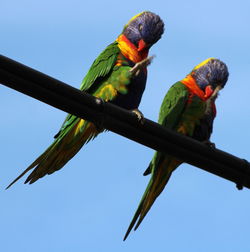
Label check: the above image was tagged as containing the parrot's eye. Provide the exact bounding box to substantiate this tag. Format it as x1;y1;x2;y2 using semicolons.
139;24;143;31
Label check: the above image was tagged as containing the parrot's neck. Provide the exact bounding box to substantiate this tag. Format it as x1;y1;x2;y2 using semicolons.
116;34;148;63
181;75;213;101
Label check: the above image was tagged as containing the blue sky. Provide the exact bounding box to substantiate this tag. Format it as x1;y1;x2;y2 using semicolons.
1;0;250;251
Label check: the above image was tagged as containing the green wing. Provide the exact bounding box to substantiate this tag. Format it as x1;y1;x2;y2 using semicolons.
55;41;120;137
80;41;120;91
158;81;189;129
143;82;189;175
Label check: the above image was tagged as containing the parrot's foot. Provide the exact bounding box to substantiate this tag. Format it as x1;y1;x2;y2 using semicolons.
203;140;216;149
131;109;145;124
129;55;155;77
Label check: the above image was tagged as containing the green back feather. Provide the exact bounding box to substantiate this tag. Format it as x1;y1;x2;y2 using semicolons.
55;41;120;138
158;82;189;129
80;41;120;91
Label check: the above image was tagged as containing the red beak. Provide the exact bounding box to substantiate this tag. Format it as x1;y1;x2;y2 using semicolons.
138;39;147;52
204;85;214;98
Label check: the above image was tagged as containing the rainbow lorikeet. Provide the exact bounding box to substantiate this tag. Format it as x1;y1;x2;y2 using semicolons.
7;11;164;188
124;58;229;240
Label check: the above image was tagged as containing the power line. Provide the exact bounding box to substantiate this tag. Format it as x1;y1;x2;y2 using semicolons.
0;54;249;189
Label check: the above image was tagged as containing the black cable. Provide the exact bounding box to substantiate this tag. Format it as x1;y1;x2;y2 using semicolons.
1;54;249;189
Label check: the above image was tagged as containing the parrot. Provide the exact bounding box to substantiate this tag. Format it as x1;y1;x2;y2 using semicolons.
6;11;164;188
123;58;229;240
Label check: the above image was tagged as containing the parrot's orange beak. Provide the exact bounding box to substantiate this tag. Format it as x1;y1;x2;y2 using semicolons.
204;85;214;99
204;85;222;100
138;39;147;52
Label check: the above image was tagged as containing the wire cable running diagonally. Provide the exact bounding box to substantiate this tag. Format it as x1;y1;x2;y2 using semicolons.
0;54;250;189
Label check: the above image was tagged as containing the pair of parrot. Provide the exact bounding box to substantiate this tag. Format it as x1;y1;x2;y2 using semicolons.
6;11;229;240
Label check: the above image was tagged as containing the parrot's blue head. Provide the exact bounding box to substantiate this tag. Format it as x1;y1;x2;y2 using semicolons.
192;58;229;91
122;11;164;51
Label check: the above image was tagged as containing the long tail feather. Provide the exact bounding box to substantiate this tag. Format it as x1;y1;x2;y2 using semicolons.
124;158;180;240
123;202;143;241
6;145;55;189
123;178;154;241
6;119;99;188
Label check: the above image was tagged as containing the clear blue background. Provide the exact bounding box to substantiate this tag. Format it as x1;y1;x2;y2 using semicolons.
1;0;250;251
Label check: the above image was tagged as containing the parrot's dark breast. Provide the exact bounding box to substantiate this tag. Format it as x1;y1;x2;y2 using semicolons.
192;108;215;142
111;70;147;110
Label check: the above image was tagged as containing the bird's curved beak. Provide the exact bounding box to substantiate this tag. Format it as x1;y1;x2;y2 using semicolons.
212;85;222;99
205;85;222;100
138;39;147;52
204;85;214;98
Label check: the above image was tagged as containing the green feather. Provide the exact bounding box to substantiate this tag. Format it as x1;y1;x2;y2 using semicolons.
158;82;189;128
54;42;120;139
80;41;120;91
143;82;189;176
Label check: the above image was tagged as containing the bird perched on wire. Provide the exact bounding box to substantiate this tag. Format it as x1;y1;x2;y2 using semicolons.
7;11;164;188
124;58;229;240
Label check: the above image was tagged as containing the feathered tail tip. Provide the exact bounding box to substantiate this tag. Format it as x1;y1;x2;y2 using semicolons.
123;202;151;241
5;148;51;189
6;166;37;189
124;159;175;240
6;119;98;189
123;207;142;241
5;169;30;189
123;181;154;241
